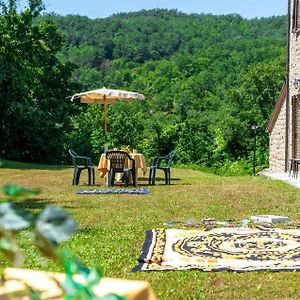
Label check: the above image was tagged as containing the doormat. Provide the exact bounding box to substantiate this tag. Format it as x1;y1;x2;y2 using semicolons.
77;188;150;195
132;227;300;272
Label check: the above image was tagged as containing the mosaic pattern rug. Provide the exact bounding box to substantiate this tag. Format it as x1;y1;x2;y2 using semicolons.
132;227;300;272
77;188;150;195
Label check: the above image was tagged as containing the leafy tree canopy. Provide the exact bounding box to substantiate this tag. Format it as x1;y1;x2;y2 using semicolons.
1;4;287;173
0;0;76;163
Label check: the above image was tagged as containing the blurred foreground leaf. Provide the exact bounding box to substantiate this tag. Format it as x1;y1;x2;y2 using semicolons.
101;295;127;300
35;206;79;246
0;234;24;267
2;184;39;201
0;184;123;299
0;202;33;231
59;250;126;300
35;231;59;260
60;250;90;279
60;250;96;299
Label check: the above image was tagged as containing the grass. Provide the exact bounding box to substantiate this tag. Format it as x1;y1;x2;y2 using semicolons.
1;160;300;299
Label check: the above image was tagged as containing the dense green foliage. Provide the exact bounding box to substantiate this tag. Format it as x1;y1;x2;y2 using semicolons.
0;1;287;173
0;0;76;163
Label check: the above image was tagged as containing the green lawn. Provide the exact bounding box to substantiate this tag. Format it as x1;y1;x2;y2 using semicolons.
1;160;300;299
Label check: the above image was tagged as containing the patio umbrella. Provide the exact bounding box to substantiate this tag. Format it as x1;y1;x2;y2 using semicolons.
70;87;145;140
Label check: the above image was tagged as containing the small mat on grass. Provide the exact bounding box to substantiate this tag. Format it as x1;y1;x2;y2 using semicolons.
133;227;300;272
77;188;150;195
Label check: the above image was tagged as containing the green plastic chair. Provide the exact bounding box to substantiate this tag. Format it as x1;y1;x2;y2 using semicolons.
106;150;137;187
149;150;176;185
69;149;95;185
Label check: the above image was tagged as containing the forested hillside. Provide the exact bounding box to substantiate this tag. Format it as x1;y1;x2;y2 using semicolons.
0;1;287;174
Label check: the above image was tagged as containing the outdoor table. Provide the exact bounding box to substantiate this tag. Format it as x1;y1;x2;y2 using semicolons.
0;268;156;300
98;152;147;186
289;158;300;178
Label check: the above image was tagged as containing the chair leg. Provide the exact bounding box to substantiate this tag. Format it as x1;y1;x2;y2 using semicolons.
151;168;156;185
87;167;95;185
110;170;114;187
108;170;112;187
92;167;95;184
124;171;129;186
164;170;171;185
74;169;81;185
72;169;77;185
164;170;168;185
149;168;153;185
88;168;91;185
131;169;137;187
110;170;116;187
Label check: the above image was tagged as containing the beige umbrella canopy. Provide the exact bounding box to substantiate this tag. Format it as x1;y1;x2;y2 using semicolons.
71;87;145;139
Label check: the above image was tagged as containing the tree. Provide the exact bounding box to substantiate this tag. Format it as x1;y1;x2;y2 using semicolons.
0;0;76;163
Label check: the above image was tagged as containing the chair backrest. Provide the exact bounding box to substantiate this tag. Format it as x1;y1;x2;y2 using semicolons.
156;150;176;168
69;149;79;167
165;150;176;167
106;150;134;171
69;149;93;167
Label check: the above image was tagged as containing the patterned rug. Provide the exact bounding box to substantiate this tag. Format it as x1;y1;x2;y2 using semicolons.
77;188;150;195
132;227;300;272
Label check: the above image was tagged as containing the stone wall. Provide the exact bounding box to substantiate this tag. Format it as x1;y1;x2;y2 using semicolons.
289;0;300;163
269;100;286;171
269;0;300;172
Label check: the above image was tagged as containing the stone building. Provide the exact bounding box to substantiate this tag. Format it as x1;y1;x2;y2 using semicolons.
267;0;300;172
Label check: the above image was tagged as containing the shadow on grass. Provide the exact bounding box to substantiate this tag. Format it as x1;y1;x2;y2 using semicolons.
17;198;51;210
138;177;181;182
67;177;182;189
138;176;181;186
0;159;70;171
18;198;91;211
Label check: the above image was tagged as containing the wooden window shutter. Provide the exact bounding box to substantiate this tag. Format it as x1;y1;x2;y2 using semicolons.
293;0;300;32
292;95;300;158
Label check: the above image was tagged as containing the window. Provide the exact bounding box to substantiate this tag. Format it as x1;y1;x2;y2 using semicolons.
293;0;300;32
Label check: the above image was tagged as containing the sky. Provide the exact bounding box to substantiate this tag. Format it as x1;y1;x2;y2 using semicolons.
19;0;288;20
